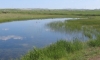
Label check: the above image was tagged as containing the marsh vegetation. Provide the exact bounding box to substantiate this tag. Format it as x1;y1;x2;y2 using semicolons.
21;17;100;60
20;9;100;60
1;9;100;23
0;9;100;60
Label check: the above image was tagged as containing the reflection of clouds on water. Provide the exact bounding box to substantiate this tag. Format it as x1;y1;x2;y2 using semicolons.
45;28;54;32
0;35;23;41
45;28;50;31
31;36;34;38
21;44;28;47
2;28;9;31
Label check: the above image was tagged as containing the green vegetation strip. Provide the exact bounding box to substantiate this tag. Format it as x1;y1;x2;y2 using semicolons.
20;39;100;60
0;13;67;23
1;9;100;23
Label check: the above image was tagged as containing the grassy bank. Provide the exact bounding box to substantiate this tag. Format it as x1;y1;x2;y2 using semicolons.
20;38;100;60
1;9;100;23
0;9;74;23
0;13;68;23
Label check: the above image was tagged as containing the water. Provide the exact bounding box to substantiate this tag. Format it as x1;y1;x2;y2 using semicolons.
0;18;86;60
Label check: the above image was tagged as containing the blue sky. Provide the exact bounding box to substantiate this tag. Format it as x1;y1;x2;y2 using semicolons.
0;0;100;9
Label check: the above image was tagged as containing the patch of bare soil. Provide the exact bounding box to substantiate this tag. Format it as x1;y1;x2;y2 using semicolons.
89;55;100;60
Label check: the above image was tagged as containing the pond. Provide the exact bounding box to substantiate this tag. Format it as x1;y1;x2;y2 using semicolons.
0;18;88;60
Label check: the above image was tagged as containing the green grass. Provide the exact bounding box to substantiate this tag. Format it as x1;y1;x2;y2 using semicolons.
1;9;100;23
20;39;100;60
47;16;100;39
0;13;68;23
21;40;84;60
1;9;100;15
88;35;100;47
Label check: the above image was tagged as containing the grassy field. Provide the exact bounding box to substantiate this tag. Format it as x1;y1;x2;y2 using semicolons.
0;13;67;22
1;9;100;23
20;39;100;60
0;9;100;60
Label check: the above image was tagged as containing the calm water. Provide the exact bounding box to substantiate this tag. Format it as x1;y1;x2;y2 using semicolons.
0;18;86;60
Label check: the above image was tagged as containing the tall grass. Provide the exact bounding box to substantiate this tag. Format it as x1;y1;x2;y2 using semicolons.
88;35;100;47
20;39;100;60
21;40;84;60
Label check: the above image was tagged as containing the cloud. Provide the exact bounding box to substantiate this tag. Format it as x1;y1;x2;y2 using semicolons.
0;35;23;41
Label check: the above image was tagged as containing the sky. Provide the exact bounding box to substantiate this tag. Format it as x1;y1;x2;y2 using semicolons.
0;0;100;9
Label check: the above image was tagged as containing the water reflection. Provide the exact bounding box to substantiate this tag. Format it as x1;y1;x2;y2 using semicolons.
0;18;73;60
0;18;92;60
0;35;23;41
2;28;9;31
